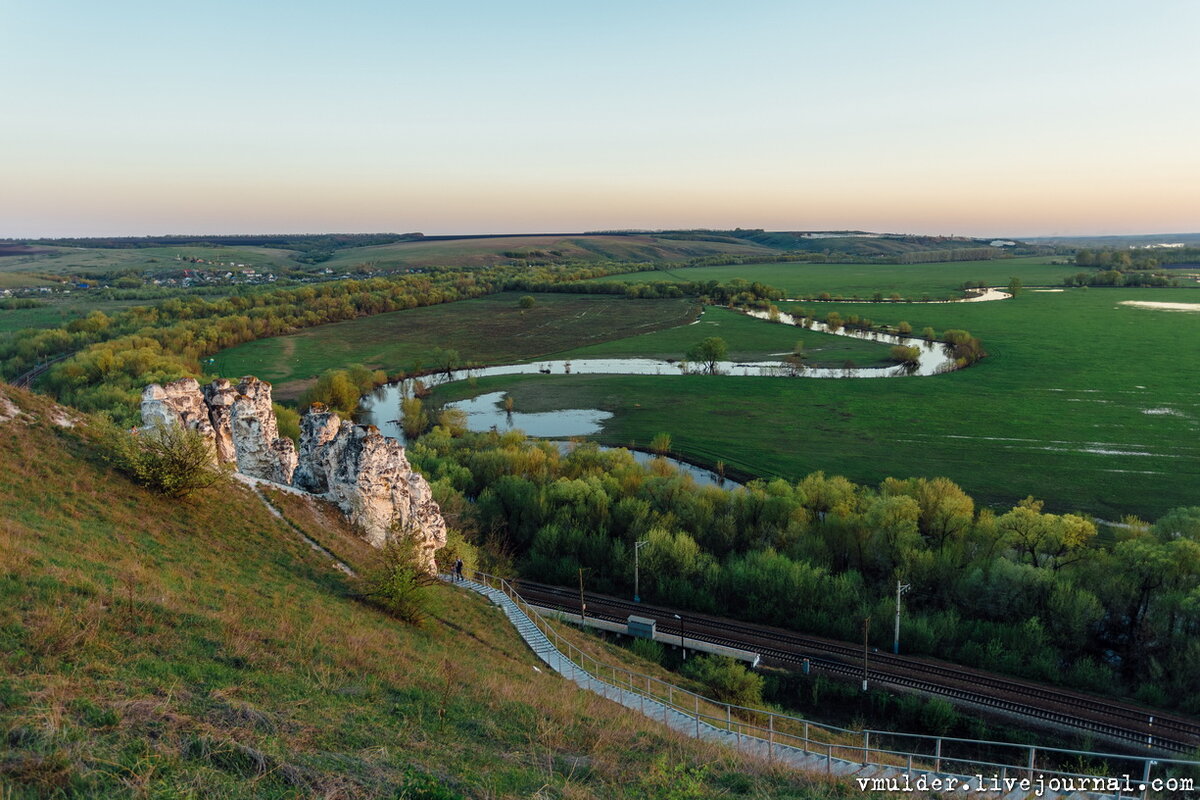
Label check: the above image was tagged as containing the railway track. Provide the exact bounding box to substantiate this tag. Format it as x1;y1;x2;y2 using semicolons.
516;579;1200;755
11;352;74;389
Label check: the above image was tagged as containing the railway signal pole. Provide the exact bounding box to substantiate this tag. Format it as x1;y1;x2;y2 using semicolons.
894;580;911;654
673;613;685;659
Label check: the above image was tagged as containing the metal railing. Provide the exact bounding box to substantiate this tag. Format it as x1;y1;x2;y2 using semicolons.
462;570;1200;799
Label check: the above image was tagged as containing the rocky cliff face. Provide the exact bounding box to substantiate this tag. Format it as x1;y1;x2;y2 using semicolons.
302;410;446;570
229;377;296;485
141;379;217;448
293;404;341;494
140;379;446;572
141;377;296;484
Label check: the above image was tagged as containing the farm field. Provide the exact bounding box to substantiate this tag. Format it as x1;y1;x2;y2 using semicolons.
0;297;160;333
559;305;892;366
431;288;1200;519
213;292;698;399
0;244;299;278
588;256;1082;298
318;233;779;271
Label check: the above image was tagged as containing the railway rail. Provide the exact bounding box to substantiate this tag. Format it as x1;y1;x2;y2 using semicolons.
516;580;1200;755
10;352;74;389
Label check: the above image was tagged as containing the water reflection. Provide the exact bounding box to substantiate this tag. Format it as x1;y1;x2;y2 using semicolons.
358;390;733;489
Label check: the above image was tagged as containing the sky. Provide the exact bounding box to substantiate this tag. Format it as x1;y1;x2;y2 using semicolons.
2;0;1197;239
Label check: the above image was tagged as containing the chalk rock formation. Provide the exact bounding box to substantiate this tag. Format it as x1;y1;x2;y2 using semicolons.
229;377;296;485
293;404;342;493
300;408;447;570
201;379;238;463
140;376;446;571
140;376;296;484
140;378;217;447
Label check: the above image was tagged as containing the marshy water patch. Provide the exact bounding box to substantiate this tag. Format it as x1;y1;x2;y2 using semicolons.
1119;301;1200;312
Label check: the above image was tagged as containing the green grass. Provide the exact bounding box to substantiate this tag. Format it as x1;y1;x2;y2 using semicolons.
430;288;1200;519
0;297;167;333
0;386;841;799
558;305;892;366
0;245;299;277
212;292;698;400
588;256;1083;298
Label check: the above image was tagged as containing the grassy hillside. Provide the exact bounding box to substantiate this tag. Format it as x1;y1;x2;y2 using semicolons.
318;234;779;271
0;386;838;799
212;293;698;400
0;245;299;280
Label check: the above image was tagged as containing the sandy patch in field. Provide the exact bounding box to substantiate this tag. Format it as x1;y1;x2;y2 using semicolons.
1033;289;1064;292
1119;301;1200;312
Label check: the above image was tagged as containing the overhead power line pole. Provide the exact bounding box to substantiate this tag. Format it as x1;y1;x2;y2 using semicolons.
894;580;912;655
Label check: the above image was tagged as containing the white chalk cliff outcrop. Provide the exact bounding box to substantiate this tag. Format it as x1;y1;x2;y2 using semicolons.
140;378;445;571
141;377;295;484
298;405;447;569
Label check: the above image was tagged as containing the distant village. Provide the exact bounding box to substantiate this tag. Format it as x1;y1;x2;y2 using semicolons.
0;253;421;299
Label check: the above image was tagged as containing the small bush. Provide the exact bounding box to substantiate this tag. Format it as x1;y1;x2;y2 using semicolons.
108;423;225;498
680;654;763;707
628;637;665;665
358;539;437;626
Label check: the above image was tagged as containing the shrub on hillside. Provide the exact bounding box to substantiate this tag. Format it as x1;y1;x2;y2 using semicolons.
680;654;763;707
107;423;225;498
358;539;438;626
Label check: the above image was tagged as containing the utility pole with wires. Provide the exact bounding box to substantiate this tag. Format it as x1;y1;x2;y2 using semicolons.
862;616;871;691
578;567;588;622
634;540;648;602
894;579;912;654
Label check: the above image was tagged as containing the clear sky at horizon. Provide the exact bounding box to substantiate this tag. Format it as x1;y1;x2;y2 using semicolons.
2;0;1197;238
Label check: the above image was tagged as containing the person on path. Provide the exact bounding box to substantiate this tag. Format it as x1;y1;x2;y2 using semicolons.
454;558;464;582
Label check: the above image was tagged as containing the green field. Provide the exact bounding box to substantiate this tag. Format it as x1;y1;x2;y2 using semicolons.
560;305;891;366
213;292;698;399
0;245;299;279
588;256;1082;298
429;288;1200;519
0;297;175;333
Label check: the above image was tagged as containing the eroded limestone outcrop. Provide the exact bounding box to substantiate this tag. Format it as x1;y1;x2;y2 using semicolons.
139;378;446;572
140;376;296;484
229;377;296;485
293;404;341;494
302;409;447;570
141;379;216;446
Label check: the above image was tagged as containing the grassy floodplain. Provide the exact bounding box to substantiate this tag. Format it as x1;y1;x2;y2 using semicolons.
213;292;698;399
588;256;1082;298
560;305;891;366
431;288;1200;519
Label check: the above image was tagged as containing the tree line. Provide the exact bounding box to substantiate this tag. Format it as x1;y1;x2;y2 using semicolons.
409;426;1200;714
